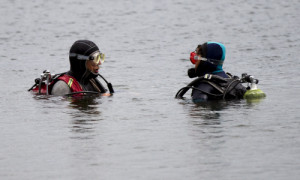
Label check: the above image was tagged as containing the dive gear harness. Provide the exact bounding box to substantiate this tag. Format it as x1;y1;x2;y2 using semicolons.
175;73;245;99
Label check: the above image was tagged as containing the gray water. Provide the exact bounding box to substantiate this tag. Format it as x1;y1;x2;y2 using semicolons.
1;0;300;179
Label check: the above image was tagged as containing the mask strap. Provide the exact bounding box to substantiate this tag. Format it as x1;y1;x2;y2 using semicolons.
69;53;90;61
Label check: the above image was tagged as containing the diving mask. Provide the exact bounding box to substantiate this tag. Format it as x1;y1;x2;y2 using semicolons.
190;51;223;66
90;52;105;65
70;51;105;65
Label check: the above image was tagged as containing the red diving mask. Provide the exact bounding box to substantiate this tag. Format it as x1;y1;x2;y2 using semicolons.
189;51;223;66
190;51;199;64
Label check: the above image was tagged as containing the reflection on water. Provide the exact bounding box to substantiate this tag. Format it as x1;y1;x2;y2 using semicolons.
189;101;224;125
184;99;259;130
187;98;266;121
67;95;101;115
67;95;103;139
32;94;103;139
187;100;238;120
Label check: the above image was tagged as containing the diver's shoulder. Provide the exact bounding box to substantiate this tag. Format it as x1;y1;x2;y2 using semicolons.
51;80;71;95
212;71;229;78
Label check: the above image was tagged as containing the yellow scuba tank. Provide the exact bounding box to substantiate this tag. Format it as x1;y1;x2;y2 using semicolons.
242;74;266;100
243;84;266;99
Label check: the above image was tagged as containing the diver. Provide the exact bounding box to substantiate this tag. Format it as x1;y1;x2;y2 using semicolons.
28;40;114;96
175;41;247;102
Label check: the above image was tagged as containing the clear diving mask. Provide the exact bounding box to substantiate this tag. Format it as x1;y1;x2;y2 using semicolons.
70;51;105;65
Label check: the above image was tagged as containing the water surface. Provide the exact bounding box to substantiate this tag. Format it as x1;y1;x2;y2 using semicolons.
0;0;300;179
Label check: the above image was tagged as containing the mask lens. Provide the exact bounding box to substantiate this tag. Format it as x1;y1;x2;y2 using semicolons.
91;53;105;65
99;53;105;64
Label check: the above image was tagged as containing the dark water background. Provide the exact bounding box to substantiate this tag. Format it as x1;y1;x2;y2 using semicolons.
1;0;300;179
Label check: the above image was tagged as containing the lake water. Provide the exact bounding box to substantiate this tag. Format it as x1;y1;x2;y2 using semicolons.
0;0;300;179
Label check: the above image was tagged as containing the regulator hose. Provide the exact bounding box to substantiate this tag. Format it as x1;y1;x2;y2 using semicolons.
175;77;205;98
98;74;114;94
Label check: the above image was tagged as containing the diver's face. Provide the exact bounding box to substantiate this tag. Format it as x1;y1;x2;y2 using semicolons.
86;60;99;74
85;51;105;74
86;51;105;75
86;52;101;74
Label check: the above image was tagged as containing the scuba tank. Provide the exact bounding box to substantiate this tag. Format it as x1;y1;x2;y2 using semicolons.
28;70;57;95
241;73;266;99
